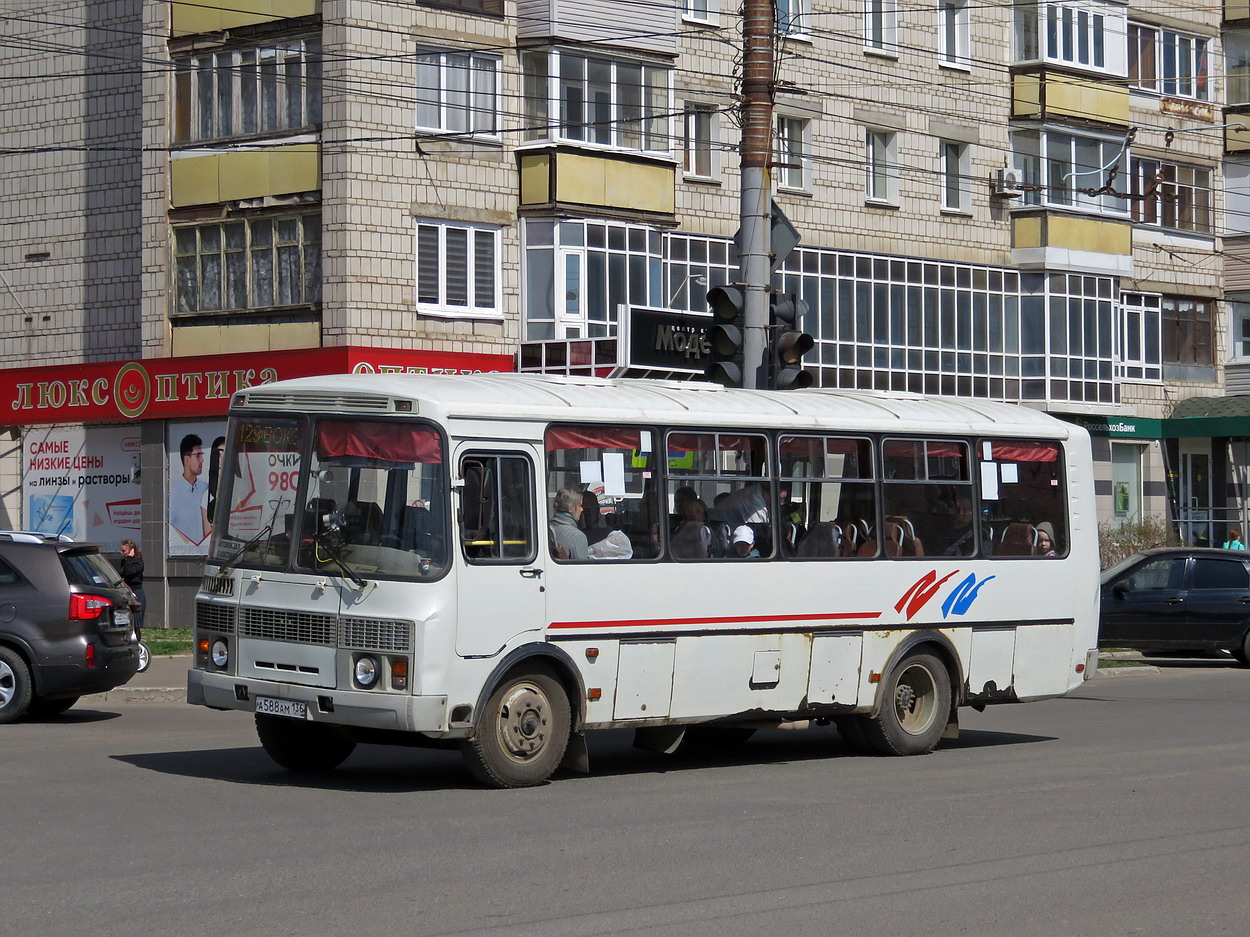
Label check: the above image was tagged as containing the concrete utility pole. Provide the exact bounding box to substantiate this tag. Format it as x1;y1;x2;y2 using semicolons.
739;0;775;389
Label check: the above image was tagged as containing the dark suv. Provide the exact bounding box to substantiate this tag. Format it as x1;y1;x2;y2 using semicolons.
0;532;139;722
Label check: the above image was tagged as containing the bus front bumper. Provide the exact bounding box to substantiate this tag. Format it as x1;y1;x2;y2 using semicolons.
187;668;450;735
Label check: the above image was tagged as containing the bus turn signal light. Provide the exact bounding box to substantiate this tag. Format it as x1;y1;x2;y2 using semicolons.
390;658;409;691
587;688;602;701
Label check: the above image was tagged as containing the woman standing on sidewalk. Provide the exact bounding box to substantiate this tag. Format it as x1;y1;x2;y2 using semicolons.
119;539;145;641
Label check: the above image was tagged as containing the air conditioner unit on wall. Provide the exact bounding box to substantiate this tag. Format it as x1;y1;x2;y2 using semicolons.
992;167;1025;198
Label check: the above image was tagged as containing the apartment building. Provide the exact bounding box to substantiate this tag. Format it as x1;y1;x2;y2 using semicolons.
0;0;1236;620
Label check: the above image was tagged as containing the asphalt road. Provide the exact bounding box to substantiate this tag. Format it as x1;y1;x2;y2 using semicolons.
6;661;1250;937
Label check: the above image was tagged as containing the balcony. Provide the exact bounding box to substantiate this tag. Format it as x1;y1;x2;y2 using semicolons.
172;0;320;36
518;147;675;219
1012;210;1133;276
1012;68;1130;129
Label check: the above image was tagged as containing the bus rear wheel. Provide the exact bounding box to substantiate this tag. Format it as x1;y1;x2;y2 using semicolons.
462;671;571;788
863;652;951;756
255;714;357;772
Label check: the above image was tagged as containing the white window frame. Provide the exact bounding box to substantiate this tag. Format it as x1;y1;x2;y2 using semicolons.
1013;1;1127;77
940;140;970;213
778;0;809;37
864;0;898;54
865;130;898;205
415;49;499;137
1228;30;1250;107
1118;292;1162;381
682;0;713;24
1129;22;1210;101
682;104;717;179
521;49;672;156
939;0;970;69
1230;302;1250;363
776;116;811;191
1129;157;1212;235
1012;128;1129;217
415;220;501;319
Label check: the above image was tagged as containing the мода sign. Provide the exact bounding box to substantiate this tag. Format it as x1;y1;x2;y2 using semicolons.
3;346;513;425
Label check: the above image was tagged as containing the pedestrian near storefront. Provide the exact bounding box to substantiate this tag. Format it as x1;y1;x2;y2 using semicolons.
119;539;145;638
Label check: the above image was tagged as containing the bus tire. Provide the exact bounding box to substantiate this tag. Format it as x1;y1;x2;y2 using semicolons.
255;714;357;772
863;652;951;756
835;715;873;753
462;671;571;788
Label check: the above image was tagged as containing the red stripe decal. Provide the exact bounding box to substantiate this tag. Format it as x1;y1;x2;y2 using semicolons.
547;611;883;631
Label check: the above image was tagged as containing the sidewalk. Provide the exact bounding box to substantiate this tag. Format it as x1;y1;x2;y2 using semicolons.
83;654;190;705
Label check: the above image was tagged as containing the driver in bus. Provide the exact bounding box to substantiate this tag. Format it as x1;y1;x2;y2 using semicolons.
550;488;590;560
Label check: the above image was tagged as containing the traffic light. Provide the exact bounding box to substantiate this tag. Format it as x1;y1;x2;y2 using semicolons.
767;292;814;390
705;284;746;387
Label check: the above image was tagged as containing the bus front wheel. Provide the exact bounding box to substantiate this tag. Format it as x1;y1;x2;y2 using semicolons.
863;652;951;756
462;671;571;788
255;714;357;772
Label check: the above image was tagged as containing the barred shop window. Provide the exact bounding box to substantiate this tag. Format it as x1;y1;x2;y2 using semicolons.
173;38;321;143
174;214;321;313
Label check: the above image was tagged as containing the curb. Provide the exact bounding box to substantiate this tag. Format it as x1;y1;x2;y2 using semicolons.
1093;664;1162;678
83;687;185;705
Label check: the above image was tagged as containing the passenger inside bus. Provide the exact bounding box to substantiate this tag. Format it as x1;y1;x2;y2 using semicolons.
550;487;589;560
732;525;761;558
671;498;712;559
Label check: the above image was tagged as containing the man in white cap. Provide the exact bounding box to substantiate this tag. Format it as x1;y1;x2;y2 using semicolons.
732;524;760;558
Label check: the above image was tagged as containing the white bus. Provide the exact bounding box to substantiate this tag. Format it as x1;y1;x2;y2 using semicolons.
188;373;1100;787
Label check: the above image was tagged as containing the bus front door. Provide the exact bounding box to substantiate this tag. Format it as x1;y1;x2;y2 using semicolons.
454;448;546;657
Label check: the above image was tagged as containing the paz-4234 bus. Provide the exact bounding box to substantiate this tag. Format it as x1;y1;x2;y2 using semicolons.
188;373;1099;788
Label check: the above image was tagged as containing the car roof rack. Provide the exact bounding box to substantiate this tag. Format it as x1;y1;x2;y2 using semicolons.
0;530;75;544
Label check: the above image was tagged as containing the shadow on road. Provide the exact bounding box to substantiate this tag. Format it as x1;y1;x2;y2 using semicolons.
22;708;122;725
111;722;1053;792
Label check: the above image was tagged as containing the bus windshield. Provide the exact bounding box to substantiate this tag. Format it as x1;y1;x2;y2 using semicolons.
211;416;449;580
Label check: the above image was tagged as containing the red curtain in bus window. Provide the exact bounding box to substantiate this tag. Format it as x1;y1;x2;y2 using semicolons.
545;426;643;452
315;421;443;463
991;441;1059;462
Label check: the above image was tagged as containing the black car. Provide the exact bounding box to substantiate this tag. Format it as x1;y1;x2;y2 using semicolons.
1099;547;1250;662
0;532;140;722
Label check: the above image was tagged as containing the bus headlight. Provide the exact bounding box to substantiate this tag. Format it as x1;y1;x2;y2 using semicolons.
353;655;379;689
211;639;229;669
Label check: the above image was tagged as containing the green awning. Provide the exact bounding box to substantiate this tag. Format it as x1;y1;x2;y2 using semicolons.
1164;395;1250;439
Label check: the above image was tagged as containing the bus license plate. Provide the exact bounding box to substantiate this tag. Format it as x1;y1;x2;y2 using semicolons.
256;697;307;719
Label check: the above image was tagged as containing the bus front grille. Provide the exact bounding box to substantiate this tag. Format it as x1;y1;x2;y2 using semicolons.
196;601;236;634
340;617;413;653
239;607;337;646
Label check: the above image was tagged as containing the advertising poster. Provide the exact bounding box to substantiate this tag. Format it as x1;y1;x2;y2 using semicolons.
23;426;141;546
168;420;226;556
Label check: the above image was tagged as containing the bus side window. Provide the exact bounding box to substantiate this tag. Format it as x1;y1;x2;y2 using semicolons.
459;455;536;564
980;439;1067;558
